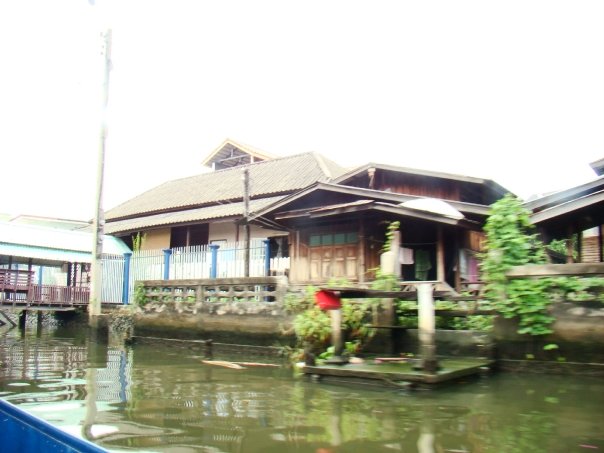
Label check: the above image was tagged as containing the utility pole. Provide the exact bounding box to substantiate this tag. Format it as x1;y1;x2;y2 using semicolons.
89;29;112;323
242;168;250;277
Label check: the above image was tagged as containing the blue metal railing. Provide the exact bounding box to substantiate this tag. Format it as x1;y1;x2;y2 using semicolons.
0;399;106;452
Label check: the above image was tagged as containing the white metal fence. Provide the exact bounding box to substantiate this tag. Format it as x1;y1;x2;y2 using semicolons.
101;241;290;304
102;254;125;303
170;245;211;279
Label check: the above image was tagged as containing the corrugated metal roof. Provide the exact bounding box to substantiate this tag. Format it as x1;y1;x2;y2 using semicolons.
0;243;93;264
104;196;285;234
0;222;130;257
106;152;346;221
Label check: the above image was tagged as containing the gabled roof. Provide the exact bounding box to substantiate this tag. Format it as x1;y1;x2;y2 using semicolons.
201;139;275;170
334;162;511;198
106;152;346;222
251;182;491;223
270;199;477;228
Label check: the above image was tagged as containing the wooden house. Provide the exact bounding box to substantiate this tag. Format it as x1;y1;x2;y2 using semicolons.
251;163;510;288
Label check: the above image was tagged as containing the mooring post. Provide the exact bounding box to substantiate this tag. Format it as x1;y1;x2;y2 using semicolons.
417;282;438;373
18;310;27;330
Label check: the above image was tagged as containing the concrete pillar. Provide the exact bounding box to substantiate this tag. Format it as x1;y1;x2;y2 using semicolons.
325;308;348;365
416;282;438;373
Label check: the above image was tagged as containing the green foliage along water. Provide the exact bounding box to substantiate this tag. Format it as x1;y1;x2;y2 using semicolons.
0;326;602;452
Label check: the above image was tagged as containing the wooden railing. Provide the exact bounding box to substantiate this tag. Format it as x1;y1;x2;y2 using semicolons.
28;285;90;305
0;267;90;307
0;269;34;293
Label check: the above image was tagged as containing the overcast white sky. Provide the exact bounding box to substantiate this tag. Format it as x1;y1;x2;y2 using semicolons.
0;0;602;221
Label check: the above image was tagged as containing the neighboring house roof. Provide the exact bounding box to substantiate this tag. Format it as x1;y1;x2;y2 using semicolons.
531;189;604;225
525;176;604;239
590;158;604;176
105;151;346;225
201;138;276;170
4;214;89;231
105;196;284;235
0;221;131;266
524;175;604;213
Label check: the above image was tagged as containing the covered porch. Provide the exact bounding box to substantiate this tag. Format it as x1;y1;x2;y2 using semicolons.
0;221;130;309
271;198;483;291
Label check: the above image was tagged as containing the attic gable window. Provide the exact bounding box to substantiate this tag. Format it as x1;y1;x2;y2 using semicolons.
201;140;274;171
212;151;259;170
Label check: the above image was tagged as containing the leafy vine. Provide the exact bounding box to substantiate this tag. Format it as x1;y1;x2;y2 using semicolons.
481;194;555;338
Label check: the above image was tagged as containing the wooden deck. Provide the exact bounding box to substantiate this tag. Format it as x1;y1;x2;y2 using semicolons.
303;357;495;388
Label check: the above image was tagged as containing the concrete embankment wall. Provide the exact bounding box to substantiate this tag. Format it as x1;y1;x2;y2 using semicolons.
129;298;604;366
492;300;604;367
133;300;296;346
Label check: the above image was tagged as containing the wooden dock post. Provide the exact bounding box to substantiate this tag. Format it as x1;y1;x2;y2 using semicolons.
416;282;439;373
36;311;43;332
18;310;27;330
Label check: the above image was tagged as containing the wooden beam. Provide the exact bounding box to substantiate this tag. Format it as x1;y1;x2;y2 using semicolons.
359;218;365;284
599;224;603;263
567;226;575;263
507;263;604;278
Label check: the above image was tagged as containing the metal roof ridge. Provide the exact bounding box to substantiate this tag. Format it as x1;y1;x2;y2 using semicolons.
523;175;604;211
334;161;507;188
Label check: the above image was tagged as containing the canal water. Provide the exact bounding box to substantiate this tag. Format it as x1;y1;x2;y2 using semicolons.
0;326;602;453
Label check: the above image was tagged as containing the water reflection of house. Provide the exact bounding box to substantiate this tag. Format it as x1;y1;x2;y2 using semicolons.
104;139;512;289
